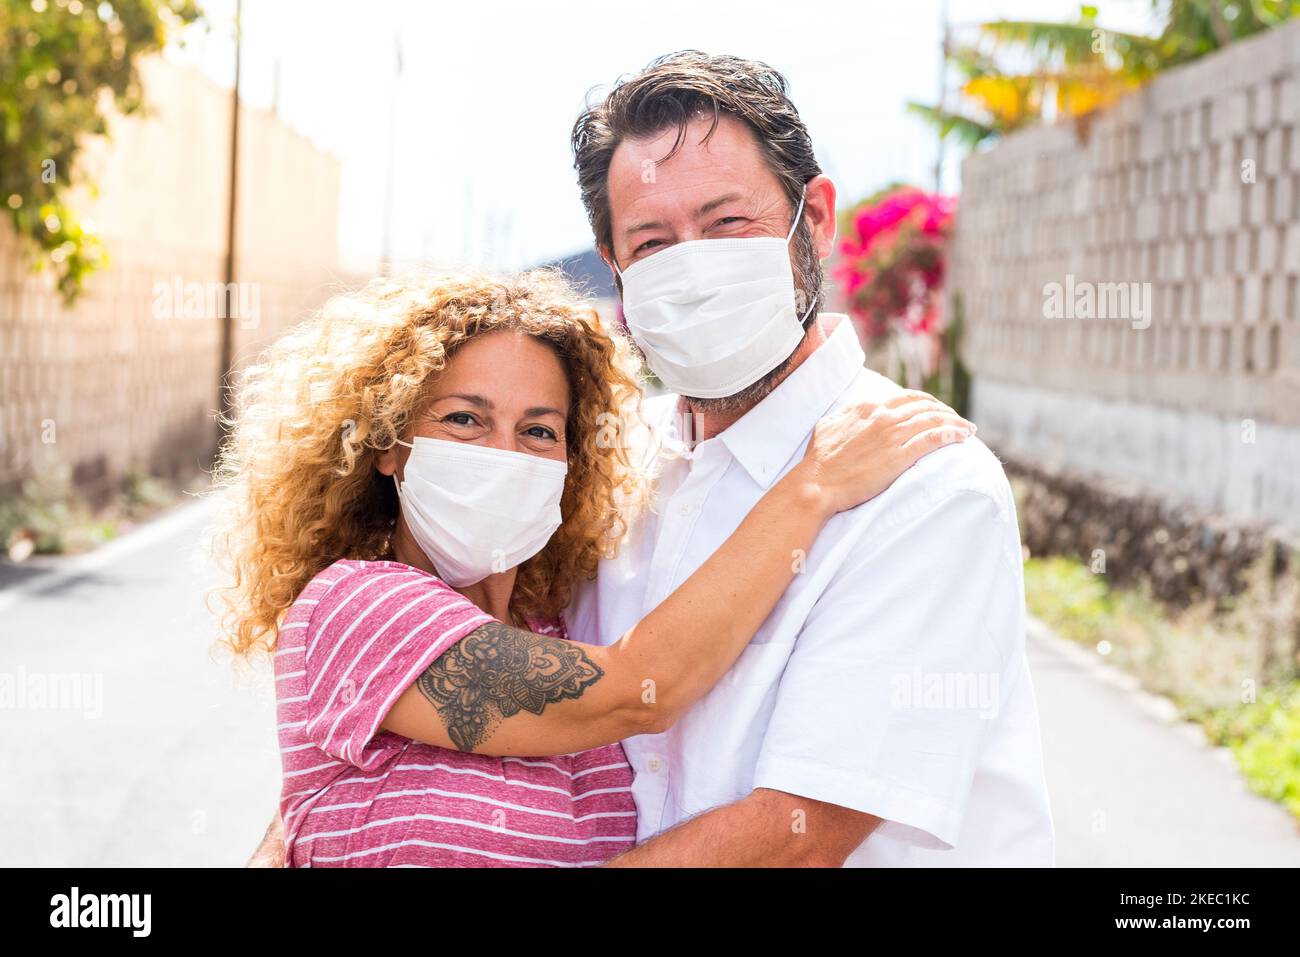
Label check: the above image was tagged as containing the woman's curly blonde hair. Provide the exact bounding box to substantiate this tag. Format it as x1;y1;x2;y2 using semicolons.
208;268;650;659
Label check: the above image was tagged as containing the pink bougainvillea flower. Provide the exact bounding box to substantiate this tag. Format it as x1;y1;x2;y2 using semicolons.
832;185;956;357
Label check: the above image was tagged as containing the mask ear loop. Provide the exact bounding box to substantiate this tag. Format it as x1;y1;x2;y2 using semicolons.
787;185;818;326
391;437;413;496
786;185;808;243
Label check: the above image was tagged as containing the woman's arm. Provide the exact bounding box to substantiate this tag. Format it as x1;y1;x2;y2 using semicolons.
382;392;972;757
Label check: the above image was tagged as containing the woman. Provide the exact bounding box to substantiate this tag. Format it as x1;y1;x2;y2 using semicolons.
211;268;972;867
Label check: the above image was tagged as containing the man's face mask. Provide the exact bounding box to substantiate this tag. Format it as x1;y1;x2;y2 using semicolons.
613;186;817;399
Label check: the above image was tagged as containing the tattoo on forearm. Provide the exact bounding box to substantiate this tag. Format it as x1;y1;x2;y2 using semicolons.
416;621;604;752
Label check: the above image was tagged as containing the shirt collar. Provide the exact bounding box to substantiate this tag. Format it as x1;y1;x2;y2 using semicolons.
714;315;865;489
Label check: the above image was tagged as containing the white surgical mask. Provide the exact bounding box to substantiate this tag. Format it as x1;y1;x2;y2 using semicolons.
613;187;817;399
392;437;567;587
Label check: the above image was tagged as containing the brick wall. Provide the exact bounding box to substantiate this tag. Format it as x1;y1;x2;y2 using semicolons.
950;21;1300;535
0;57;347;501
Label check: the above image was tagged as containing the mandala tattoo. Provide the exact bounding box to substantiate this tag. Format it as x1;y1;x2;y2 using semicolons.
416;621;604;752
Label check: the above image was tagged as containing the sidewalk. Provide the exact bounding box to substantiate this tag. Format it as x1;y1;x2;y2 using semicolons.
1028;621;1300;866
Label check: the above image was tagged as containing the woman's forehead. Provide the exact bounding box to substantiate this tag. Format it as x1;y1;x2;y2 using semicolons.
429;331;570;409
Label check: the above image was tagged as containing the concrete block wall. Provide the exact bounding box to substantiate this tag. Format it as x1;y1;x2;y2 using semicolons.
0;57;347;501
951;21;1300;534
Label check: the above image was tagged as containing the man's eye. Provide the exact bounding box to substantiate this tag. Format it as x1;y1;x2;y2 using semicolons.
634;239;665;255
713;217;745;228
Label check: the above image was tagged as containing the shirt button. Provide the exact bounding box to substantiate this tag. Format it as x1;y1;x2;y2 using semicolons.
647;756;663;773
677;503;693;517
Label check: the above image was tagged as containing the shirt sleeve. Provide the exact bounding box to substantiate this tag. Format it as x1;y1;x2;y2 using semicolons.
301;564;495;766
751;487;1024;851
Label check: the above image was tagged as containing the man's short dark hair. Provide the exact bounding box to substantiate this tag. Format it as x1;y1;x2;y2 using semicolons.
570;50;823;258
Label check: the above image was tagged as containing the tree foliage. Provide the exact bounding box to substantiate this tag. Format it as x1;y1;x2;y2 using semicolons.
911;1;1299;150
0;0;201;302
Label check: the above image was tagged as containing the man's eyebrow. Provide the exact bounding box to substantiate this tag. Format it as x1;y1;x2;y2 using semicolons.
622;192;747;238
695;192;744;217
624;218;666;237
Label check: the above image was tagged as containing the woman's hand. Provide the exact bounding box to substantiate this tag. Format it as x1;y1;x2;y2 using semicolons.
792;390;975;517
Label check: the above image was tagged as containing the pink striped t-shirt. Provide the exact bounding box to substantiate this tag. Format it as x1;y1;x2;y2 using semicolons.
274;559;637;867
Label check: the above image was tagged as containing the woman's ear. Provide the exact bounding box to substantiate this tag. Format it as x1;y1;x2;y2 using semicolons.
375;445;398;478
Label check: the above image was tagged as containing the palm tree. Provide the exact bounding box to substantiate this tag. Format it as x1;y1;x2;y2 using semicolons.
912;1;1298;148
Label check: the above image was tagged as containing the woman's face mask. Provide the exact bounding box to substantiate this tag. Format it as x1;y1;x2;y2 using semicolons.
392;436;567;587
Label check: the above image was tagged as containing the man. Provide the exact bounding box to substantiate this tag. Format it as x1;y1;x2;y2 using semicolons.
250;50;1053;867
563;51;1053;867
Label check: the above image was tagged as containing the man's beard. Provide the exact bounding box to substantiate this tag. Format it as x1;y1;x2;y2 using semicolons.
681;221;825;416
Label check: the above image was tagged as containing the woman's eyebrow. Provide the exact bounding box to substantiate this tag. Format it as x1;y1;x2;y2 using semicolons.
523;406;566;419
432;393;492;408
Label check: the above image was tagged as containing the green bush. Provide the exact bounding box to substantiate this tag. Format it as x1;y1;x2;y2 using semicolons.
0;465;115;556
1023;555;1113;645
0;463;183;559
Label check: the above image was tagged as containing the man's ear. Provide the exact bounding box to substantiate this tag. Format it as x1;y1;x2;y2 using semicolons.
803;174;838;260
600;243;619;276
600;244;623;294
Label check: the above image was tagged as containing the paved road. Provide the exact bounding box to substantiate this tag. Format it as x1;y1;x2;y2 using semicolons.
1;498;1296;866
0;499;280;867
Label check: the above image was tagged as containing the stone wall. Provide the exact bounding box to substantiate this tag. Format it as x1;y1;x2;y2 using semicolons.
0;57;346;502
1005;452;1291;605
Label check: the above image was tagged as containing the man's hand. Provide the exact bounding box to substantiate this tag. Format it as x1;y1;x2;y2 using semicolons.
246;811;286;868
604;787;879;867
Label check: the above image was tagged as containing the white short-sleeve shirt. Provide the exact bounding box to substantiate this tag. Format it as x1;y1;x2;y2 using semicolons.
566;316;1055;866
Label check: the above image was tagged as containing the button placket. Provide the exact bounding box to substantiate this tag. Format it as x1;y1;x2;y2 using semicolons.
644;454;723;610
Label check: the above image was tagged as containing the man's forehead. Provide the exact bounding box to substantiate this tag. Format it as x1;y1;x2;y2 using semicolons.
615;113;755;162
607;115;779;226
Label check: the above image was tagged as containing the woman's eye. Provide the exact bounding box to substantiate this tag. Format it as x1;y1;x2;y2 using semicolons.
443;412;478;427
524;425;558;441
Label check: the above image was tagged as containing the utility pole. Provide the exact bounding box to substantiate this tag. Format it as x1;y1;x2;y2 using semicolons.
216;0;242;449
271;55;281;116
380;35;402;276
934;0;949;193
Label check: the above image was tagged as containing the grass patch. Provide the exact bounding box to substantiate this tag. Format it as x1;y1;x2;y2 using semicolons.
1199;684;1300;820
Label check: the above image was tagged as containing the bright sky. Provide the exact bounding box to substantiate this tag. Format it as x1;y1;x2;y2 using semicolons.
168;0;1160;274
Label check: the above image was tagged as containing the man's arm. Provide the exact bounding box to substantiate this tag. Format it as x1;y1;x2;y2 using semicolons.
246;811;285;868
605;788;880;867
